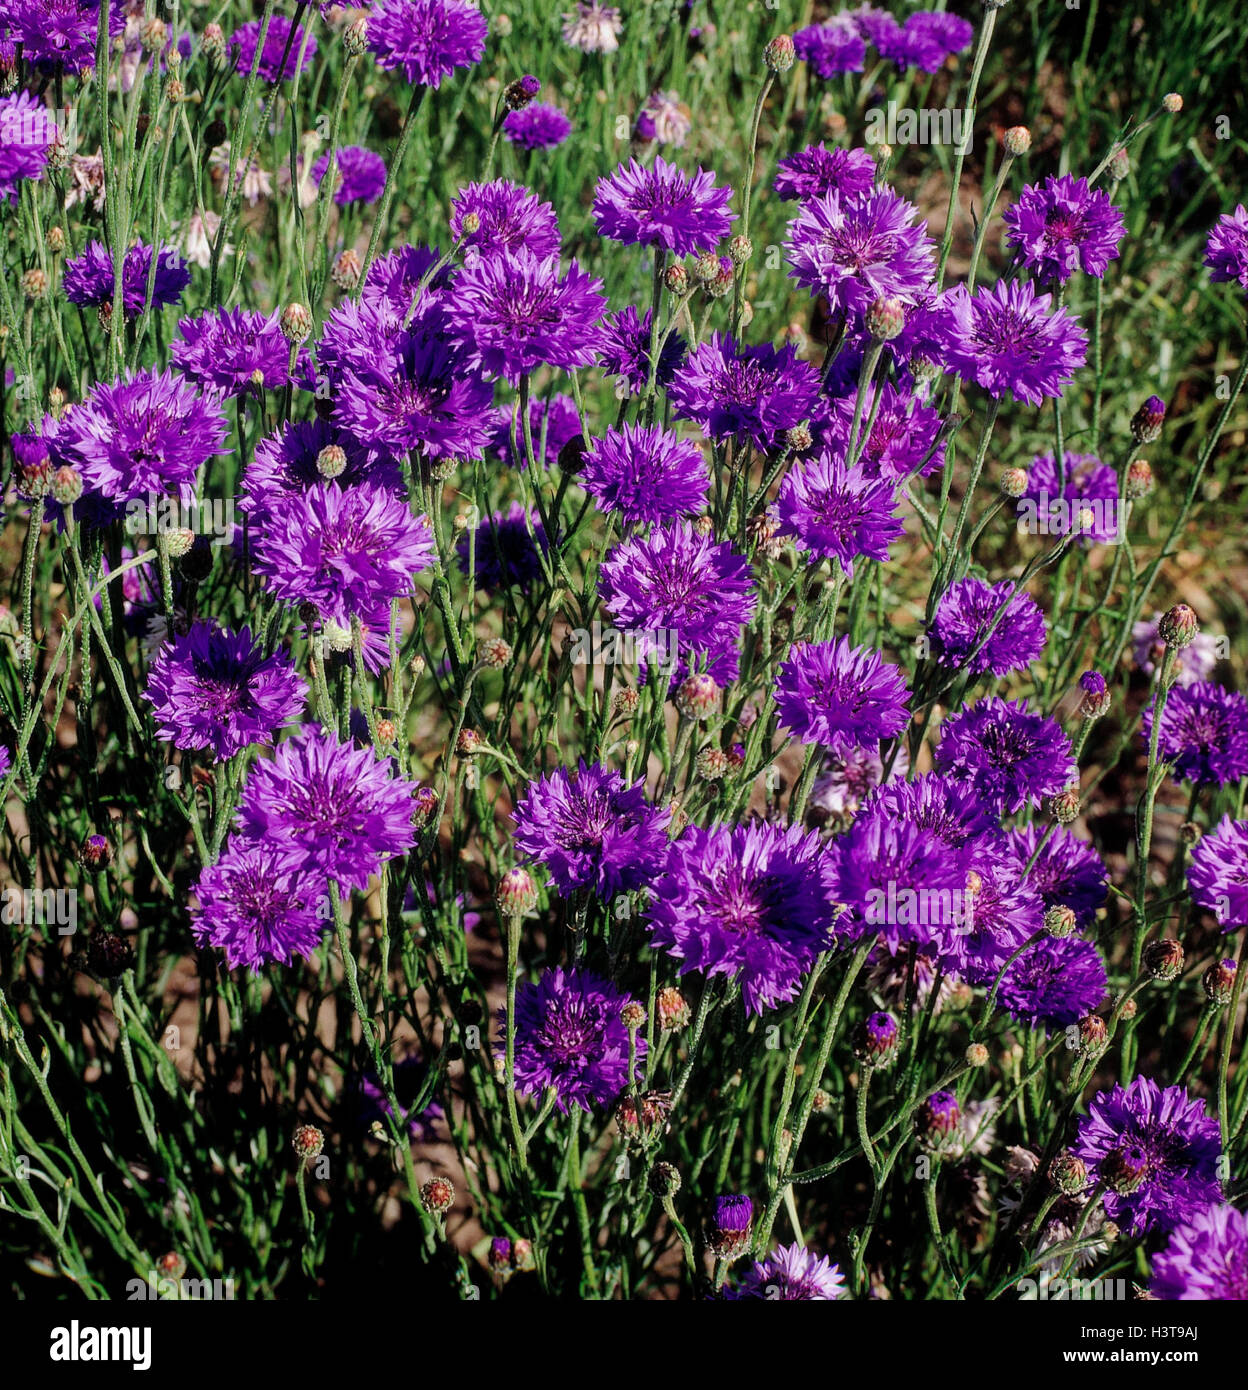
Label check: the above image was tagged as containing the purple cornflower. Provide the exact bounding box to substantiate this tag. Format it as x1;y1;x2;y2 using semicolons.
234;725;420;893
786;185;935;317
997;936;1108;1030
1004;824;1107;929
862;771;1001;851
942;846;1044;987
450;180;561;261
366;0;488;88
728;1244;846;1300
456;502;549;595
580;423;708;526
500;967;643;1113
1017;452;1121;546
251;481;436;627
647;822;836;1015
636;90;691;147
907;11;975;57
311;145;387;205
144;624;307;762
62;240;191;316
353;1057;444;1143
934;696;1077;814
932;577;1047;677
876;15;947;73
592;155;735;258
774;636;910;754
668;332;820;452
0;91;58;202
561;0;622;54
171;307;294;397
793;17;866;78
1002;175;1125;284
774;453;905;576
512;760;671;899
819;381;946;483
503;103;571;150
489;393;581;470
1141;681;1248;787
0;0;121;74
597;306;687;395
191;840;326;973
1151;1205;1248;1300
56;369;228;505
1073;1076;1223;1236
1133;618;1220;687
241;419;402;522
598;520;757;685
939;278;1088;405
229;14;317;81
1188;816;1248;931
774;143;876;203
1205;205;1248;293
447;250;605;384
708;1196;754;1259
358;244;453;318
0;745;11;781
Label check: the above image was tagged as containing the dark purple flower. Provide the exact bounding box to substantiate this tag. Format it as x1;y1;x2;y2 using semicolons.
1205;205;1248;292
863;771;1001;850
450;179;561;260
512;760;671;898
456;501;549;594
503;102;572;150
648;821;836;1015
144;624;307;762
311;144;387;205
708;1195;754;1258
668;332;820;452
489;392;581;470
1;0;121;74
1004;824;1107;928
171;307;294;397
592;155;735;258
56;369;228;505
775;636;910;754
1073;1076;1223;1236
234;725;420;892
818;381;946;483
366;0;488;88
1141;681;1248;787
597;305;686;395
447;249;605;384
997;935;1107;1029
499;966;644;1112
1187;815;1248;931
786;185;935;317
877;16;947;72
580;423;708;526
1151;1205;1248;1300
63;239;191;316
907;11;975;56
359;243;454;318
229;14;317;81
932;577;1047;677
1016;451;1121;546
1002;174;1126;283
774;453;905;576
774;142;876;203
728;1244;846;1300
793;17;866;77
241;419;402;522
939;278;1088;405
251;480;436;628
0;90;58;201
942;844;1044;987
934;696;1077;814
191;840;326;972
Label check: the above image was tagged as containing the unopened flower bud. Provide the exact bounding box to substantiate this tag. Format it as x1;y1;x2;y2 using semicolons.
419;1176;454;1214
1126;457;1154;500
456;728;482;756
411;785;438;829
78;833;113;871
87;929;134;979
664;263;688;294
696;747;729;780
503;74;541;110
1004;125;1031;156
332;248;362;289
460;211;481;236
165;77;185;104
764;33;796;72
293;1124;324;1160
1049;786;1080;824
965;1042;989;1068
1121;997;1138;1019
46;225;66;255
1203;958;1237;1006
1179;821;1200;848
866;295;905;341
488;1236;512;1273
280;302;313;344
1159;603;1199;649
1108;147;1130;182
375;717;397;744
1044;904;1078;938
344;19;369;55
202;23;226;63
1079;1013;1108;1054
1049;1150;1088;1195
917;1090;961;1148
853;1011;899;1066
620;1001;646;1031
1000;466;1029;498
676;672;718;720
729;234;753;266
1162;92;1183;113
657;986;690;1031
316;444;348;479
1144;938;1184;983
21;268;47;299
495;867;537;917
1131;395;1166;444
1079;669;1110;719
707;1195;753;1260
51;465;83;505
141;17;167;50
650;1161;682;1197
162;528;195;559
692;251;720;284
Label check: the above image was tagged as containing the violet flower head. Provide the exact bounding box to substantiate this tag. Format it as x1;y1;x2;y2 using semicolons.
597;306;687;395
229;14;317;81
941;846;1044;987
1017;451;1121;546
1151;1205;1248;1300
1002;174;1126;283
592;155;735;258
457;502;549;595
450;180;561;261
728;1244;847;1300
793;17;866;77
191;840;327;973
1140;681;1248;787
580;423;709;527
63;240;191;316
931;576;1047;678
819;381;946;483
774;636;910;754
997;935;1108;1030
938;278;1088;405
500;967;643;1112
774;453;905;576
785;185;935;317
668;332;820;453
1205;205;1248;293
503;103;572;150
311;145;387;205
171;307;295;397
511;760;671;899
144;624;307;762
367;0;488;88
1;0;121;73
1073;1076;1223;1236
862;771;1001;850
234;725;420;893
489;393;581;470
934;696;1077;815
647;821;836;1015
241;419;402;522
774;143;876;203
1187;816;1248;931
0;91;59;202
1004;824;1107;928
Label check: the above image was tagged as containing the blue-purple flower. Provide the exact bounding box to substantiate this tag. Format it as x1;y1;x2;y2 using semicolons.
774;142;876;204
593;155;735;258
597;306;687;395
997;935;1108;1030
0;91;58;202
775;637;910;754
503;103;572;150
727;1243;846;1300
171;307;295;396
1004;824;1107;929
312;145;387;205
1187;816;1248;930
1002;174;1125;284
367;0;488;88
450;179;561;261
774;453;905;576
1205;205;1248;293
456;502;549;595
1141;681;1248;787
63;239;191;316
793;17;866;77
1151;1205;1248;1300
932;577;1047;678
229;14;317;81
935;697;1076;814
580;424;708;526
